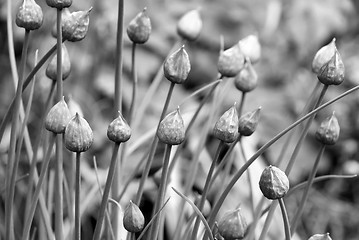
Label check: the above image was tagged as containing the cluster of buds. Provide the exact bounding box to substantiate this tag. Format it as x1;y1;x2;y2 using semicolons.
123;200;145;233
157;107;185;145
213;103;239;143
259;165;289;200
217;208;248;240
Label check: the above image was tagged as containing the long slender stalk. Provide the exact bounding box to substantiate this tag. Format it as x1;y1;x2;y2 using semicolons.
129;42;137;124
6;29;30;240
149;144;173;240
205;84;359;236
191;141;224;240
290;144;326;234
75;152;82;240
278;198;291;240
22;134;56;240
134;82;176;205
93;143;121;240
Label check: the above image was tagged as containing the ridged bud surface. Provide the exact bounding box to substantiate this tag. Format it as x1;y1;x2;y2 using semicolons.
315;112;340;145
157;108;185;145
238;107;261;136
45;97;71;134
164;46;191;84
127;8;151;44
218;208;247;240
234;58;258;92
259;165;289;200
218;44;245;77
107;111;131;143
317;49;345;85
64;113;94;152
62;8;92;42
213;104;239;143
123;201;145;233
312;38;336;74
16;0;43;30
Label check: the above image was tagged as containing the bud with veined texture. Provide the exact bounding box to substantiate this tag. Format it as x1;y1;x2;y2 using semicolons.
123;200;145;233
107;111;131;143
234;58;258;92
64;113;94;152
45;97;71;134
238;34;261;64
308;233;332;240
217;208;248;240
312;38;336;74
315;112;340;145
16;0;43;31
62;7;92;42
127;8;151;44
317;49;345;85
259;165;289;200
218;44;245;77
164;46;191;84
238;107;261;136
213;103;239;143
177;8;202;41
46;0;72;9
157;107;185;145
46;43;71;81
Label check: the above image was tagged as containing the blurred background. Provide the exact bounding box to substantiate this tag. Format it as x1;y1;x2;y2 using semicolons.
1;0;359;239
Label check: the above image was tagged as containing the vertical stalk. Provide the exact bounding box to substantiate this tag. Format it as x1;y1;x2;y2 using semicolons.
75;152;82;240
6;29;30;240
93;143;121;240
129;42;137;124
290;144;326;234
278;198;291;240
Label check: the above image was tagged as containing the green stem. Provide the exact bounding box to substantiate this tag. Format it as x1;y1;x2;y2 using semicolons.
22;134;56;240
93;143;121;240
290;144;326;234
75;152;82;240
191;141;224;240
114;0;124;115
238;92;246;117
134;82;176;205
129;42;137;124
149;144;173;240
6;29;30;240
278;198;291;240
205;83;356;236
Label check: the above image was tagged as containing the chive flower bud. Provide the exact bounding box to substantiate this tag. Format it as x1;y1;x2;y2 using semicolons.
123;200;145;233
315;112;340;145
317;49;345;85
213;103;239;143
64;113;94;152
308;233;332;240
46;0;72;9
238;107;261;136
16;0;43;31
157;107;185;145
312;38;336;74
238;34;261;64
46;43;71;81
164;46;191;84
217;208;248;240
107;111;132;143
127;8;151;44
177;8;203;41
45;97;71;134
62;7;92;42
234;58;258;92
259;165;289;200
218;44;245;77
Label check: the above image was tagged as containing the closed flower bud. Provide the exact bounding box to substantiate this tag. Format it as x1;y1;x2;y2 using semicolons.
213;103;239;143
164;46;191;84
218;208;247;240
46;0;72;9
238;107;261;136
308;233;332;240
157;107;185;145
177;8;202;41
259;165;289;200
317;49;345;85
234;58;258;92
123;200;145;233
315;112;340;145
312;38;336;74
218;44;245;77
51;8;71;38
107;111;131;143
127;8;151;44
238;35;261;64
46;43;71;81
16;0;43;31
45;97;71;134
62;7;92;42
64;113;94;152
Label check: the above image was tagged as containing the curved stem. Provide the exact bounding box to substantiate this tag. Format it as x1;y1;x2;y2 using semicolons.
134;82;176;205
191;141;224;240
75;152;82;240
278;198;291;240
129;42;137;124
290;144;326;234
93;143;121;240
